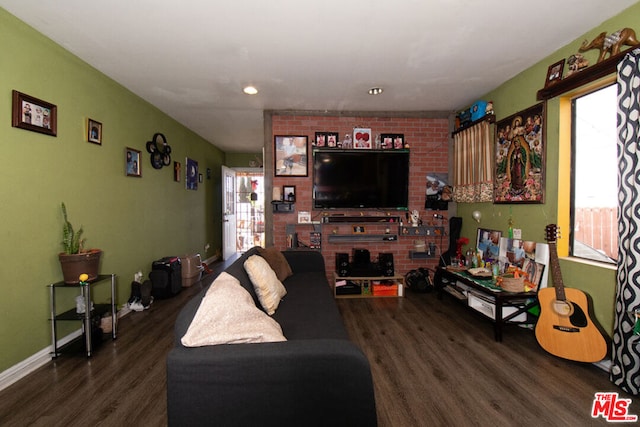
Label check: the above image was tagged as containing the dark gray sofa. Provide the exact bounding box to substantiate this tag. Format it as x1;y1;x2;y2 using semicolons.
167;247;377;426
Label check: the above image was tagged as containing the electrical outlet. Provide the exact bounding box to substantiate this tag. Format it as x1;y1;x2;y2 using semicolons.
513;228;522;239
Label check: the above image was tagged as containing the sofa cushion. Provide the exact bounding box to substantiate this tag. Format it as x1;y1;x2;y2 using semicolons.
244;255;287;315
181;272;286;347
258;246;293;282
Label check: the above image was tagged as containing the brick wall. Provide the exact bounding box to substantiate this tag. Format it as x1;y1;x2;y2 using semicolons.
271;114;451;280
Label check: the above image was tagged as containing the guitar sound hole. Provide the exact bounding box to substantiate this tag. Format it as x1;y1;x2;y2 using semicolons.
552;300;573;316
552;300;588;328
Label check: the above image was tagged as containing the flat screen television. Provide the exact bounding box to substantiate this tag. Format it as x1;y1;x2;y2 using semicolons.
313;150;410;210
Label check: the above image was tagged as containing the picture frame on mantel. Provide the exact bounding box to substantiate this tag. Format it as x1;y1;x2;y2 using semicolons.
494;102;545;203
353;128;372;149
544;59;565;87
274;135;308;176
12;90;57;136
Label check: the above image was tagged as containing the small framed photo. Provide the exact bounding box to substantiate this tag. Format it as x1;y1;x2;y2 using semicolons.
381;133;405;149
381;134;394;149
314;132;326;147
353;225;366;234
298;211;311;223
393;134;405;149
545;59;565;87
283;185;296;202
353;128;372;149
274;135;308;176
327;132;339;148
126;147;141;177
12;90;57;136
476;228;502;262
87;118;102;145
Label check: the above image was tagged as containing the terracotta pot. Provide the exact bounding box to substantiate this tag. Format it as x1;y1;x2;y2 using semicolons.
58;249;103;284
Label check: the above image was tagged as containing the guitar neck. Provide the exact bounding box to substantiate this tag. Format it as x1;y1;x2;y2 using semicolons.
548;242;566;301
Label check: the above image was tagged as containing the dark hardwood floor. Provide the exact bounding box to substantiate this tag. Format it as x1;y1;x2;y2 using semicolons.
0;261;637;426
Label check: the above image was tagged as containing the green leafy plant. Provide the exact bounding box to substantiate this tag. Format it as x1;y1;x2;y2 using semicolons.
61;202;86;254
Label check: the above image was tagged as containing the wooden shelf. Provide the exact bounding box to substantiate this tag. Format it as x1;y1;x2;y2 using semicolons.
322;215;402;224
272;201;294;213
452;114;495;136
408;251;436;259
328;234;398;243
536;45;640;101
399;225;444;237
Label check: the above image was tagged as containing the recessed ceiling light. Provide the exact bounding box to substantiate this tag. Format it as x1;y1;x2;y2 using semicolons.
243;86;258;95
368;87;383;95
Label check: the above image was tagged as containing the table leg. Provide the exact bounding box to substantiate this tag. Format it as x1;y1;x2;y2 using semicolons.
83;284;92;357
494;296;503;342
110;274;117;340
49;285;59;358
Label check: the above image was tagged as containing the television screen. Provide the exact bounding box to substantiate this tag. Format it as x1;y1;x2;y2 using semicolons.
313;150;410;210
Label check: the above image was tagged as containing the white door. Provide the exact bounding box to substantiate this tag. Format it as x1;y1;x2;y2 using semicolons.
221;166;237;260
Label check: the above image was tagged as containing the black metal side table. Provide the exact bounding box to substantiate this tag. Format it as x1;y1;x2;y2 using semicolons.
48;274;117;357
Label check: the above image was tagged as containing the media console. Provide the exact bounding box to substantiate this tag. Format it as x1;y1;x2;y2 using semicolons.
333;273;405;298
435;267;538;342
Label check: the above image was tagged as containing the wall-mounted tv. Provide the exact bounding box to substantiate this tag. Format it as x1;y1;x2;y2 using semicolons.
313;150;410;210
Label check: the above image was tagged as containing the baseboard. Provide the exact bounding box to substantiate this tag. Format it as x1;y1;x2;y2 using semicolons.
593;358;612;373
203;255;219;266
0;307;131;392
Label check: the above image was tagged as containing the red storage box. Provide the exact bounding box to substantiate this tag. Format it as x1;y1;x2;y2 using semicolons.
372;281;398;296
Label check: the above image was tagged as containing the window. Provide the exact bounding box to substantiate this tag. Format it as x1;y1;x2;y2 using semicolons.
571;84;618;263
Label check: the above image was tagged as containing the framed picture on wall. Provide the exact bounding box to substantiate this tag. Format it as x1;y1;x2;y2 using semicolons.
174;161;181;182
87;118;102;145
274;135;308;176
186;157;198;190
126;147;141;177
494;102;545;203
12;90;57;136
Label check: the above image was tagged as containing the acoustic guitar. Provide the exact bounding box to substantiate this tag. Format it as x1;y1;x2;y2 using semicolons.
534;224;608;362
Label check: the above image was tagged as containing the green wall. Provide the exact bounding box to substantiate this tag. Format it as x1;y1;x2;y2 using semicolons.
0;9;225;372
458;2;640;336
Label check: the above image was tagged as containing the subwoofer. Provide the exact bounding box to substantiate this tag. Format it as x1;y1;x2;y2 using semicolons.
378;253;394;277
335;253;350;277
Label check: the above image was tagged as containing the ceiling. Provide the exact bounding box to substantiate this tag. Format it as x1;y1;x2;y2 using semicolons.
2;1;636;152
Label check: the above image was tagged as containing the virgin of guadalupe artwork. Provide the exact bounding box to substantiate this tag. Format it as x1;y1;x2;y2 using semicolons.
494;103;545;203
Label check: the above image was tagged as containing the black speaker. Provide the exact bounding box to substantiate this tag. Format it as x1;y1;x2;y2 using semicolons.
335;253;350;277
378;253;394;277
352;248;370;266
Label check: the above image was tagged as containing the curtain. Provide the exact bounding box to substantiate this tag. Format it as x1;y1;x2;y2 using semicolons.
611;48;640;395
452;120;494;203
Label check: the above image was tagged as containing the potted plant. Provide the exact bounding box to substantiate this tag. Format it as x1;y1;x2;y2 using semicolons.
58;202;103;284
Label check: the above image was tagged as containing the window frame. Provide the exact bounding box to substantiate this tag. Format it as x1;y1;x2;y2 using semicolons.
561;78;618;264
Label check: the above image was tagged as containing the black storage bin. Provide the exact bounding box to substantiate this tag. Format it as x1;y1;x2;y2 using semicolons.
150;256;182;298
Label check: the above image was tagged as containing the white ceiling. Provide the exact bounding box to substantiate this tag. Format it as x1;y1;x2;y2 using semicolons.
2;0;636;152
